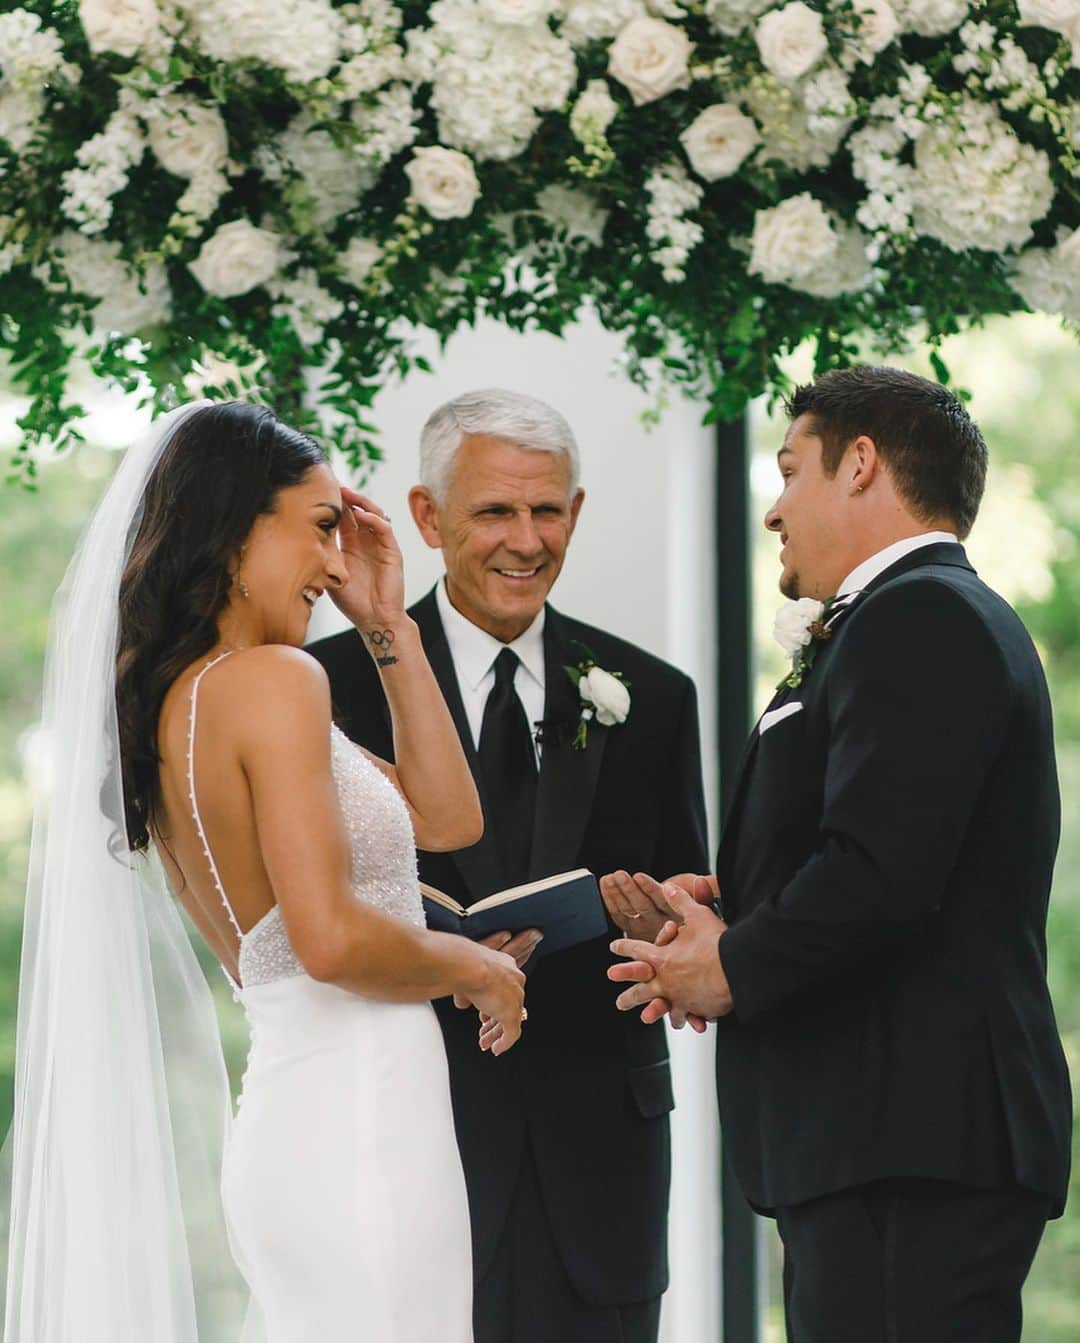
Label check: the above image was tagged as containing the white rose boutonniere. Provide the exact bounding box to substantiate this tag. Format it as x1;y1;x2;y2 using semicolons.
565;653;631;749
773;596;837;688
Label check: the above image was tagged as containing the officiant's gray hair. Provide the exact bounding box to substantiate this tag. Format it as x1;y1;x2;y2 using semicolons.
420;388;580;503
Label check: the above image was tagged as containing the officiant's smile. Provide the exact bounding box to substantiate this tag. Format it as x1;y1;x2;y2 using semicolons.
409;431;585;642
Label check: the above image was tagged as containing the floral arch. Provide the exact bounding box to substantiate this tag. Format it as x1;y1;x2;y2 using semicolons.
1;0;1078;481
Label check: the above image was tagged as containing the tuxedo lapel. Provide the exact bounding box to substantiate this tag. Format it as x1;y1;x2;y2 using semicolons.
527;607;608;881
411;589;505;901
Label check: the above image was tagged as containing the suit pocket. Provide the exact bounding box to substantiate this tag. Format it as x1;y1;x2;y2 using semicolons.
627;1059;675;1119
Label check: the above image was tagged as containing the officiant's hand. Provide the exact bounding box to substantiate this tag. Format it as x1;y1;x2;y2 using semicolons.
607;882;733;1022
477;928;544;972
332;486;406;630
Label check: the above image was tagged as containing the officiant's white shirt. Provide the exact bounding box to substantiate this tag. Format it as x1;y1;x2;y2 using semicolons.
836;531;958;598
435;576;546;763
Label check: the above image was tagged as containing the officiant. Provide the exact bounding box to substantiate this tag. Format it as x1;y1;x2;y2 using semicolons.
309;388;708;1343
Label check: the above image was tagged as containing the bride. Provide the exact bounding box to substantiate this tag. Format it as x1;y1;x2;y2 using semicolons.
4;401;525;1341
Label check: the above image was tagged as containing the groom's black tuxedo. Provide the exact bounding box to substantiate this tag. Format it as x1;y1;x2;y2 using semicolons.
713;542;1072;1338
309;589;707;1332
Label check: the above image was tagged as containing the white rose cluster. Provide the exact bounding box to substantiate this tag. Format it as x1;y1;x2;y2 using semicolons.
749;193;870;298
910;99;1054;252
175;0;342;84
407;0;575;162
53;230;170;332
645;160;704;283
0;9;77;156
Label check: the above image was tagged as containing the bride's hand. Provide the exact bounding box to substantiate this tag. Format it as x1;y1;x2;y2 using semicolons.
455;943;526;1056
331;486;406;630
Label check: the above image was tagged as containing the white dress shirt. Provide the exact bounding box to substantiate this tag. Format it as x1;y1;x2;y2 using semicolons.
836;531;958;598
435;577;546;763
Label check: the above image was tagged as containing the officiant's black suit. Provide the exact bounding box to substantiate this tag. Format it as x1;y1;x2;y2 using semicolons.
713;542;1072;1341
310;589;708;1342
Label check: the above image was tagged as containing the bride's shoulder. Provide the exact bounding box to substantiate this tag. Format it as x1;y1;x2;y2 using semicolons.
205;645;332;727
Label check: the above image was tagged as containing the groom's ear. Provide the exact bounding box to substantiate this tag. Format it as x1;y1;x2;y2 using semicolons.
408;485;443;550
849;434;879;494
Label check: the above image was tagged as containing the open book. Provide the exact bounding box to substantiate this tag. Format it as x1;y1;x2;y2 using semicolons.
420;869;607;957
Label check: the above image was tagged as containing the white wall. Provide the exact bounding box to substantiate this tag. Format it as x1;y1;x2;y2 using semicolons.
309;310;722;1342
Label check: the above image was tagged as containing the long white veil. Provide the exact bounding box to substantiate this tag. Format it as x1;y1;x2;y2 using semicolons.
2;404;250;1340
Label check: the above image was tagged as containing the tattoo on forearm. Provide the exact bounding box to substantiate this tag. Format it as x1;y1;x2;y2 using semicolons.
361;629;398;668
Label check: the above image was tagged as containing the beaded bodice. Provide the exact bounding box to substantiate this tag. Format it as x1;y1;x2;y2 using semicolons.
187;654;424;992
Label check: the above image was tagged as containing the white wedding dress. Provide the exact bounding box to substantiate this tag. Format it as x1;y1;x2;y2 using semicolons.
188;654;473;1342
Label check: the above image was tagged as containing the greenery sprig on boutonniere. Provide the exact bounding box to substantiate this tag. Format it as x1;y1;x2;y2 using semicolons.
774;597;840;691
564;651;631;751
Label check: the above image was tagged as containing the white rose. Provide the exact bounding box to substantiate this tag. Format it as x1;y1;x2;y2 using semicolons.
189;219;285;298
146;98;228;179
338;236;383;286
773;598;825;658
755;2;828;82
579;667;631;726
680;103;759;181
479;0;557;22
893;0;968;37
1017;0;1080;31
608;16;693;106
749;193;837;285
851;0;898;60
78;0;162;57
405;146;480;220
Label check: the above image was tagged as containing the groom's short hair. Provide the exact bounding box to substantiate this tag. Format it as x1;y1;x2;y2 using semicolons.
786;366;988;539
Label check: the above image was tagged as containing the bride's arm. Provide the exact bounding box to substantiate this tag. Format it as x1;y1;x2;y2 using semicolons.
234;646;523;1050
332;488;482;852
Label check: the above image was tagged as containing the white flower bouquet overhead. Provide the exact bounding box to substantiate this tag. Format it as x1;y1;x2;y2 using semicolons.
1;0;1078;477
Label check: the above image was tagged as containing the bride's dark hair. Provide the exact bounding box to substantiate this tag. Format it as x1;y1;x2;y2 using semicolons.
116;401;327;852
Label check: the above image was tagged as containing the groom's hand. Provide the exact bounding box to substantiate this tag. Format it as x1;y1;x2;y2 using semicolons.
607;882;733;1022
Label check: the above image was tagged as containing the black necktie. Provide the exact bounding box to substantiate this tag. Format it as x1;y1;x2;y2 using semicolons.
478;648;538;889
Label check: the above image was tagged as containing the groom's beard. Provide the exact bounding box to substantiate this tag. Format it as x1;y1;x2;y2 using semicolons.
780;569;800;599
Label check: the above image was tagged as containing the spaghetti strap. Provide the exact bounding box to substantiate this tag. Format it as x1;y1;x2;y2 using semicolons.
187;651;244;942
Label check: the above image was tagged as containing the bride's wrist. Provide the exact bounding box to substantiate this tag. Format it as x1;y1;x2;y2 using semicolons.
357;616;418;670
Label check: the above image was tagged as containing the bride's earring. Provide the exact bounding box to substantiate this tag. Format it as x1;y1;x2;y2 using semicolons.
238;576;250;598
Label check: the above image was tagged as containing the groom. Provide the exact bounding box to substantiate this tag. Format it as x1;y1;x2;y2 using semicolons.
309;388;708;1343
609;366;1072;1342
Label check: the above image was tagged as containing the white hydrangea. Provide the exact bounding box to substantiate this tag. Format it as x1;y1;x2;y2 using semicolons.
802;65;854;136
748;79;852;171
407;0;576;161
910;100;1054;251
61;102;145;234
680;103;759;181
351;82;420;169
537;183;608;244
644;160;703;283
176;0;342;84
704;0;772;37
850;119;915;237
270;268;344;346
893;0;968;36
54;230;170;331
338;236;383;287
0;9;77;153
480;0;559;23
280;113;375;228
558;0;646;47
